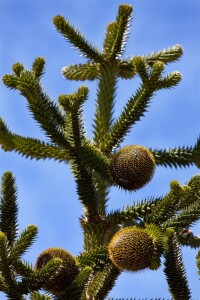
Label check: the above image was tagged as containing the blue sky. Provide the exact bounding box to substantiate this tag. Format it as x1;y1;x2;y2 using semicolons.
0;0;200;298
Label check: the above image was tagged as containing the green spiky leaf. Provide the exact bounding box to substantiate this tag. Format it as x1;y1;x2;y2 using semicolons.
0;232;21;298
80;142;111;181
62;63;99;81
151;144;197;169
78;245;109;270
107;197;162;224
12;63;24;76
108;4;133;59
0;172;18;246
2;74;19;89
118;60;136;79
106;84;154;151
163;198;200;229
147;180;185;225
178;233;200;249
13;259;34;277
103;22;118;58
9;225;38;262
53;15;103;63
157;71;182;90
93;64;117;151
17;258;63;294
132;57;149;82
30;293;53;300
142;44;183;66
163;229;191;299
55;266;92;300
32;57;46;78
83;263;120;299
0;121;72;162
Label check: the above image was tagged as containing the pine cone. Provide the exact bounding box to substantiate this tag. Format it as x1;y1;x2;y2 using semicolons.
108;226;161;271
110;145;155;190
35;247;79;293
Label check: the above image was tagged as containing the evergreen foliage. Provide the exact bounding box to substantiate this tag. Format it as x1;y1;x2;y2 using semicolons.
0;4;199;299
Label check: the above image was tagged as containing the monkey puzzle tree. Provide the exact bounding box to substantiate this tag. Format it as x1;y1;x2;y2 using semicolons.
0;4;200;300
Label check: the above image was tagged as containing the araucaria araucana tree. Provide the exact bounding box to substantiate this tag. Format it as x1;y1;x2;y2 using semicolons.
0;4;200;300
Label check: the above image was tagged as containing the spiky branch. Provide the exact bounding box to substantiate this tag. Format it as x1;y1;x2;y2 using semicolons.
0;3;199;300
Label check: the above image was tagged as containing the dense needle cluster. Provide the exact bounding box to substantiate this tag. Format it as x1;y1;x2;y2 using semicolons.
0;4;200;300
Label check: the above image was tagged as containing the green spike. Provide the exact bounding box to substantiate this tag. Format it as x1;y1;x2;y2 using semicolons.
0;118;16;151
72;161;100;222
163;199;200;229
0;172;18;246
53;266;91;300
106;84;154;152
142;44;183;66
151;144;197;169
9;224;38;262
13;259;34;277
118;60;136;79
59;86;89;112
0;232;22;298
157;71;182;90
59;89;87;150
17;258;62;294
80;142;111;181
58;94;73;111
53;15;103;63
107;197;162;225
18;70;66;147
0;275;6;292
93;63;118;151
78;245;109;270
93;172;110;216
132;56;149;82
83;263;120;299
178;233;200;249
2;74;19;89
62;63;99;81
108;4;133;60
3;65;67;147
103;22;118;58
60;92;101;222
0;118;73;162
70;108;85;149
12;63;24;76
178;175;200;209
32;57;46;78
30;293;53;300
163;229;191;299
147;180;184;225
80;218;111;251
149;61;165;88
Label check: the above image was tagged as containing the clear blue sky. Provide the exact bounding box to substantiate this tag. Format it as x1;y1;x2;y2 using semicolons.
0;0;200;298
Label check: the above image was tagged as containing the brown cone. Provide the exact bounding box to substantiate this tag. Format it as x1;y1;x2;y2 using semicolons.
35;247;79;293
108;227;155;271
110;145;155;190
